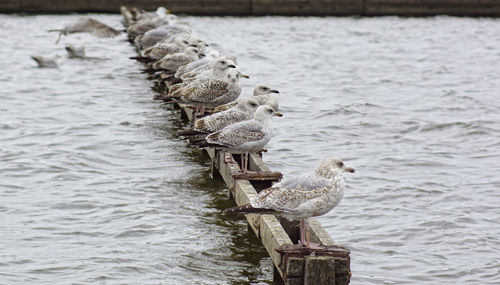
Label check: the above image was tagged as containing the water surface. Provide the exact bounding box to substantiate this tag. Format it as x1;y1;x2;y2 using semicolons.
1;14;499;284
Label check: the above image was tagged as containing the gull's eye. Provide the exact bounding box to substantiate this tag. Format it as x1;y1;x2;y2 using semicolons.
267;109;273;113
183;40;189;44
337;161;344;167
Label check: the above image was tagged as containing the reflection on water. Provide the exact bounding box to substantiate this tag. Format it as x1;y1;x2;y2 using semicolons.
1;14;500;285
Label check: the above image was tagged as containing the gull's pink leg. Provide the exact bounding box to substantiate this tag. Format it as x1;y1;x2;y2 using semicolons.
304;219;324;250
300;219;306;246
305;220;311;248
240;153;245;173
243;153;249;173
223;151;232;163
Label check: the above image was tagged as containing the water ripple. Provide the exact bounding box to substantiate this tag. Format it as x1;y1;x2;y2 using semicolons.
1;14;500;285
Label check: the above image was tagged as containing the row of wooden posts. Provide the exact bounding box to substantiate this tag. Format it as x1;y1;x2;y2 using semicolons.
121;8;351;285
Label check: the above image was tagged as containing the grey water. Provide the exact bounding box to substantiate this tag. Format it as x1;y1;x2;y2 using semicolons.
1;14;499;284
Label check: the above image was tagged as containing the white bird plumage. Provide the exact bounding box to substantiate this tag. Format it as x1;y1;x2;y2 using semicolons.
224;158;355;249
194;105;283;172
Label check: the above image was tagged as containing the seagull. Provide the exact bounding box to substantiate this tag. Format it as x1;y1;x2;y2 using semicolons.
176;57;237;86
162;67;243;115
177;54;238;81
65;45;85;59
176;98;260;137
31;56;58;68
173;50;221;79
120;6;172;28
153;50;221;86
252;85;280;111
151;46;203;72
125;17;169;40
157;57;237;103
134;23;191;49
49;17;121;44
223;158;355;249
214;85;280;112
146;36;190;57
192;105;283;172
133;35;207;63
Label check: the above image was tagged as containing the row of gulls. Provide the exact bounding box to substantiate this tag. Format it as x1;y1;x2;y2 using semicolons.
120;6;355;251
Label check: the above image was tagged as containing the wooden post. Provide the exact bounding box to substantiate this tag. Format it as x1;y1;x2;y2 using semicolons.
304;256;336;285
173;103;351;284
127;23;351;281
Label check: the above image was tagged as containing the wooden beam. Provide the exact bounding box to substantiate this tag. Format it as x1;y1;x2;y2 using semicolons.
304;256;336;285
175;102;350;284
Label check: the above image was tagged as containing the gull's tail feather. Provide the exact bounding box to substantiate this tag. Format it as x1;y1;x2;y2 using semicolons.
223;204;275;215
141;67;169;73
176;128;206;137
189;140;224;148
130;56;155;63
153;93;180;102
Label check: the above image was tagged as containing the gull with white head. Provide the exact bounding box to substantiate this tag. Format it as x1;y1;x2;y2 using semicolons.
161;64;243;115
65;45;85;59
135;23;191;49
176;98;260;137
152;46;203;72
224;158;355;249
31;56;58;68
214;84;280;112
192;105;283;172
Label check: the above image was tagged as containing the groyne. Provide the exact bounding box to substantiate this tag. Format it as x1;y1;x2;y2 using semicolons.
121;6;352;283
178;105;351;284
2;0;500;16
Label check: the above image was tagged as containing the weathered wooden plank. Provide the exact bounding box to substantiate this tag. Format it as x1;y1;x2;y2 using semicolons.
286;257;305;277
177;103;349;284
304;256;336;285
204;148;293;278
232;171;283;181
309;218;336;246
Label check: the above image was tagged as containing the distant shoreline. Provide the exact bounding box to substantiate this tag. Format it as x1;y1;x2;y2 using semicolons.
2;0;500;17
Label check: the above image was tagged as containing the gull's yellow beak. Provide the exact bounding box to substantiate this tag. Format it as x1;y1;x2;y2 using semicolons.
274;112;283;117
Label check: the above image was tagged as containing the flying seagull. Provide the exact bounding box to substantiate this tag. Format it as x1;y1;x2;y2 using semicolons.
49;17;121;43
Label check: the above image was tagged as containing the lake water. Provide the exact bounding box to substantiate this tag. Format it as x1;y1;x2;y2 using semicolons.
1;14;499;284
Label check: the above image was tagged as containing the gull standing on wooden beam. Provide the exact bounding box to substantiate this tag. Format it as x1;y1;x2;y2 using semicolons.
161;67;245;115
176;98;260;137
214;84;280;113
192;105;283;173
223;158;355;250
